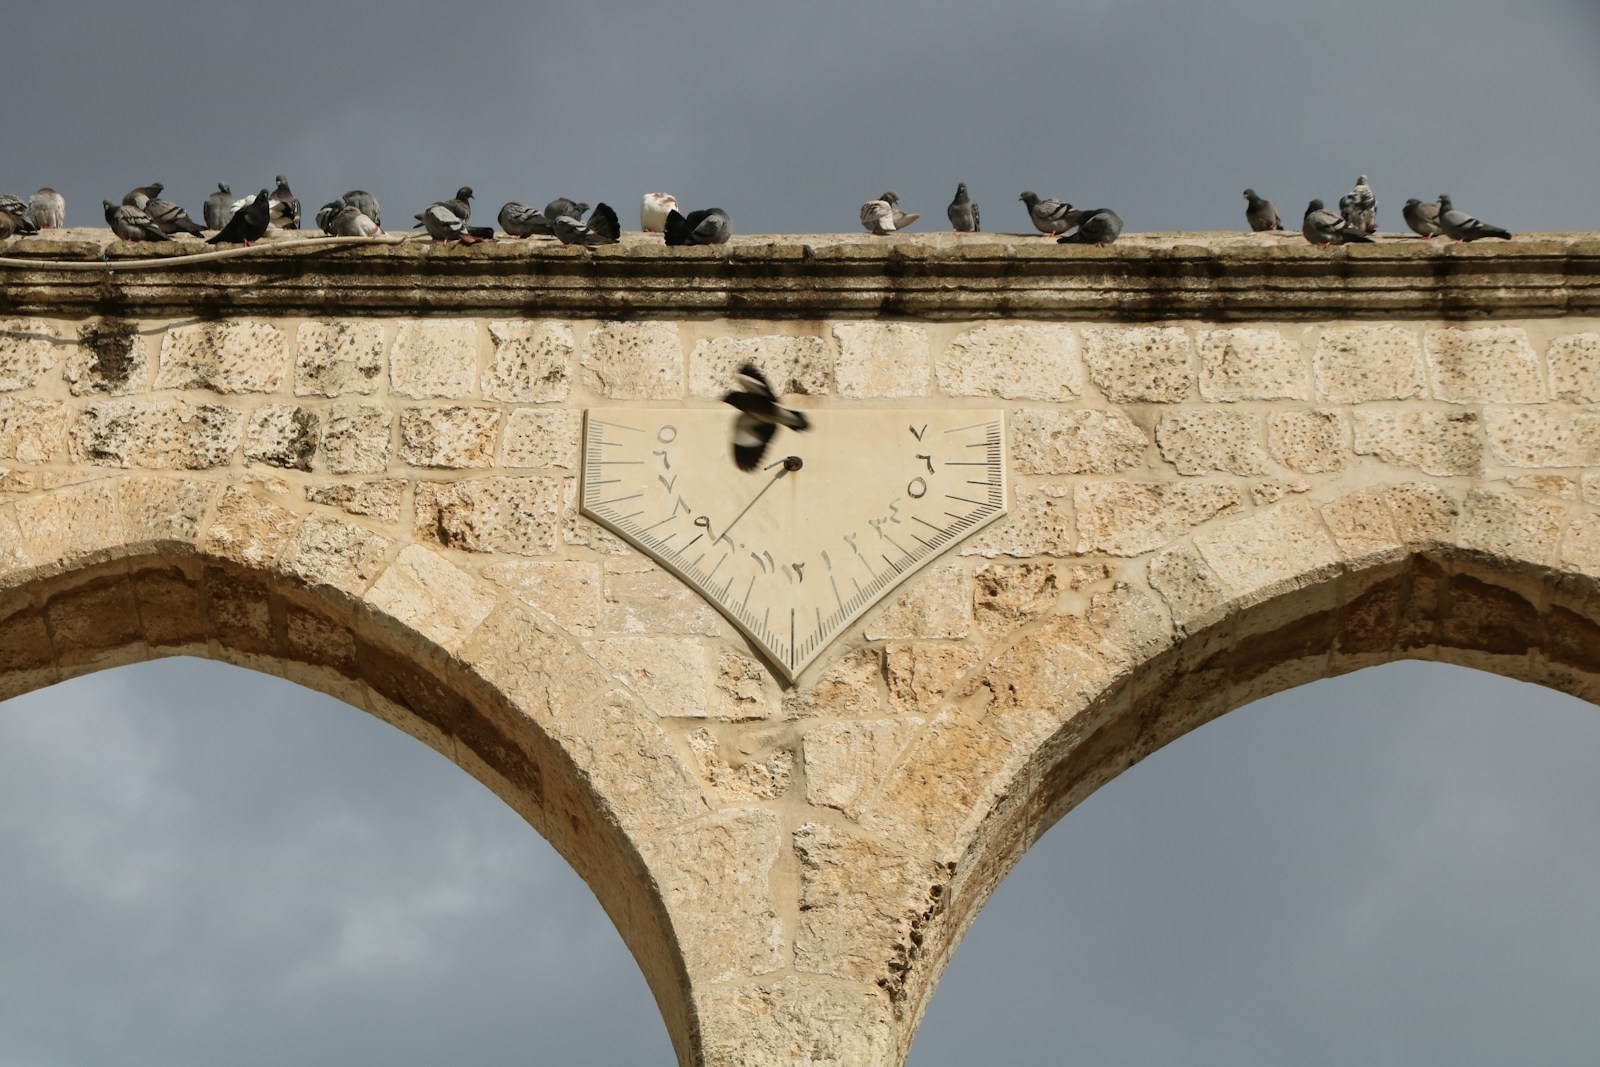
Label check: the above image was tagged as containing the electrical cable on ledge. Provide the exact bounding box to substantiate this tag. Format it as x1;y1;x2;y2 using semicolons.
0;234;419;272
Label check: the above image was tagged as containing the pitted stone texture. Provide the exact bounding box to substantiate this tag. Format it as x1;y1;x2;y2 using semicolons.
1484;408;1600;469
698;978;895;1067
1425;327;1546;404
0;319;62;391
864;563;970;640
937;323;1083;400
415;476;562;556
686;728;793;802
71;400;244;470
484;321;575;402
1455;488;1566;564
962;481;1073;557
278;515;392;599
318;404;392;475
1507;475;1577;500
120;477;212;545
1155;410;1268;475
972;562;1064;638
885;642;982;716
712;651;777;721
1075;482;1242;556
155;320;287;393
390;320;479;399
13;480;125;569
305;480;404;524
1313;326;1426;402
1560;513;1600;573
1150;543;1229;631
501;407;582;469
688;335;830;398
1548;333;1600;403
833;323;930;398
1012;409;1146;475
399;406;501;469
244;404;319;471
1083;326;1194;403
1268;410;1348;473
293;320;385;397
1197;328;1306;401
584;634;708;718
1193;501;1340;595
0;398;70;462
602;558;724;635
1353;410;1483;476
580;321;684;399
201;486;301;567
67;320;146;396
560;477;631;555
481;559;601;637
367;544;498;652
1321;484;1458;559
784;648;885;718
805;719;924;815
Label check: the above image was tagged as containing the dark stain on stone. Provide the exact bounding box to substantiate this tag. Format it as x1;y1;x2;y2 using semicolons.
77;318;140;390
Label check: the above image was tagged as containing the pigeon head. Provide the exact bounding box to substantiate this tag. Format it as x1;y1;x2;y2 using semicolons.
1438;195;1452;208
1307;199;1325;212
880;191;900;205
1405;198;1421;207
101;200;118;220
275;175;290;189
1357;175;1369;184
1242;189;1257;200
148;182;164;197
955;182;968;195
218;182;231;195
1018;191;1038;206
455;187;474;201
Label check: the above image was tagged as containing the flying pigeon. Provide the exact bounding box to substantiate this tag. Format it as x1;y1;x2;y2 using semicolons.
1057;208;1123;245
551;202;620;246
1302;199;1373;245
203;183;233;229
327;204;382;237
1342;175;1377;234
342;190;381;227
879;191;919;230
104;200;171;241
143;196;206;237
1243;188;1282;232
543;197;589;224
416;203;494;244
1402;198;1442;239
664;207;732;246
269;175;301;228
947;182;980;232
498;202;552;237
723;363;810;472
1436;195;1511;241
207;191;272;245
860;197;896;235
122;183;163;209
641;192;678;233
1018;191;1078;236
27;188;64;229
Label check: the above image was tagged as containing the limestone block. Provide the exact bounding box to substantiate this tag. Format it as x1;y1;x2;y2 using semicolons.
1560;513;1600;574
580;321;684;399
0;595;55;700
389;320;479;399
304;480;405;524
1425;327;1546;403
583;634;707;718
804;718;924;814
200;485;302;567
71;400;244;469
1149;543;1229;632
885;642;982;716
0;398;71;462
399;405;501;468
696;978;895;1067
961;481;1074;557
318;403;392;475
500;407;582;469
602;558;723;635
1353;410;1482;476
686;727;793;802
0;468;37;499
293;320;385;397
1193;502;1340;596
936;323;1083;400
278;514;393;599
1082;326;1193;402
973;562;1064;638
1197;328;1305;401
1321;490;1402;560
1313;325;1426;402
1381;483;1459;545
1250;480;1310;505
1484;408;1600;468
784;647;885;718
481;559;602;636
1268;409;1348;473
455;599;610;718
1584;475;1600;507
832;323;930;398
863;563;970;640
67;319;147;395
121;477;213;546
1506;475;1577;499
484;321;575;402
1011;409;1146;475
1454;488;1565;565
366;544;498;652
244;404;319;471
414;476;563;555
1154;410;1268;475
960;610;1124;742
1548;333;1600;402
155;320;287;393
0;318;62;391
1075;481;1242;556
711;650;778;721
688;335;830;398
794;822;938;983
13;483;120;576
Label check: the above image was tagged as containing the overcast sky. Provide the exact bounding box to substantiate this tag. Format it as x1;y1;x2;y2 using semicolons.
4;1;1600;1063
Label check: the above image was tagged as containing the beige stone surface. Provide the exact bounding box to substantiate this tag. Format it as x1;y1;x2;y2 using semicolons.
485;321;576;402
697;978;896;1067
833;323;930;398
1076;481;1242;556
794;821;937;983
244;404;319;471
1454;488;1565;564
0;398;71;462
686;727;793;803
688;335;830;398
1484;408;1600;469
318;403;392;475
580;321;684;399
961;481;1074;557
804;718;924;814
1197;328;1306;401
399;405;501;468
1193;501;1339;594
0;318;63;391
390;320;479;398
278;514;392;598
415;476;562;555
972;561;1066;638
304;480;404;524
500;407;582;469
1353;410;1482;476
863;563;970;640
784;647;885;718
1547;333;1600;402
1155;410;1268;475
201;485;301;567
156;320;287;393
584;634;708;718
603;558;724;635
294;320;385;396
13;480;125;569
481;559;602;636
885;642;982;716
71;400;244;470
1011;409;1146;475
1426;327;1546;403
1083;325;1194;402
366;543;498;651
1313;325;1426;402
66;320;147;396
937;323;1083;400
1268;410;1347;473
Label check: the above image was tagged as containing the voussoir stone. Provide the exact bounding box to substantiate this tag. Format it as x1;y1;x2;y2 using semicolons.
1313;325;1426;402
1192;501;1340;597
1455;488;1566;565
602;557;724;636
1196;328;1306;401
582;634;708;718
1426;327;1546;403
937;323;1083;400
1083;325;1194;403
481;559;602;636
688;335;830;398
367;543;498;652
1268;409;1348;473
294;320;385;397
1075;481;1243;556
485;321;575;402
1012;409;1146;475
697;978;896;1067
399;406;501;469
863;562;970;640
156;320;287;393
833;322;930;398
804;718;925;815
390;320;479;398
581;321;684;399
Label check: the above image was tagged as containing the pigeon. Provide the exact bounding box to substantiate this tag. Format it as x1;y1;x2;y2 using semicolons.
327;204;382;237
1436;195;1511;241
342;190;381;227
664;207;732;246
498;202;552;237
315;200;345;234
143;196;206;237
879;191;919;230
203;183;233;229
543;197;588;224
0;198;37;237
1018;191;1078;236
1402;198;1442;239
1302;199;1373;245
641;192;678;232
104;199;171;241
266;175;300;228
0;193;29;218
947;182;980;232
415;203;494;244
551;201;620;246
207;190;272;244
723;363;810;472
1342;175;1377;234
1243;188;1282;232
27;188;64;229
0;210;30;240
1057;208;1123;245
860;197;896;235
122;183;163;210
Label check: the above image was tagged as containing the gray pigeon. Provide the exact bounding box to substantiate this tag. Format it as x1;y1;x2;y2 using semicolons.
1402;198;1442;239
1302;199;1373;245
415;203;494;244
543;197;589;223
552;202;620;246
203;183;233;230
947;182;979;232
860;197;896;235
328;204;382;237
0;210;29;240
27;188;64;229
1342;175;1377;234
104;200;171;241
1436;195;1511;241
498;202;553;237
207;191;272;245
0;193;29;218
342;190;381;227
269;175;300;228
1243;188;1282;232
1018;191;1078;236
879;191;919;230
122;183;163;210
143;197;206;237
0;198;37;237
315;200;344;235
1057;208;1123;245
664;207;732;246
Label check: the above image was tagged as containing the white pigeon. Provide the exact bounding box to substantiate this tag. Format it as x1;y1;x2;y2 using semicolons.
27;188;64;229
860;198;896;235
1343;175;1377;234
640;192;678;232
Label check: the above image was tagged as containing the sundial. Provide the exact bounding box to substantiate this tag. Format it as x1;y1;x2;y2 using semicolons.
581;403;1008;681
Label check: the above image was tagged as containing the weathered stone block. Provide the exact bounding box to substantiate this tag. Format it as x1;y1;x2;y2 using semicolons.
500;407;582;469
1560;513;1600;574
961;481;1074;557
1150;542;1229;632
804;719;924;814
794;822;936;984
583;634;707;718
200;485;302;567
67;319;146;395
485;321;575;402
833;323;930;397
0;318;62;391
1193;502;1340;595
784;647;885;718
278;514;392;599
1011;409;1146;475
367;543;497;651
1313;325;1425;402
155;320;287;393
1353;410;1482;476
937;323;1083;400
602;558;723;635
71;400;244;469
481;559;602;636
0;398;70;462
415;476;563;556
1426;327;1546;403
389;320;478;398
1155;410;1267;475
304;480;404;524
1454;488;1564;565
972;561;1064;638
686;727;793;802
1083;326;1193;402
121;477;213;546
863;563;970;640
885;642;981;716
244;404;319;471
1075;482;1242;556
318;403;391;475
294;320;385;396
1268;409;1347;473
580;321;684;399
1484;407;1600;468
1196;328;1305;400
399;405;501;468
1548;333;1600;402
711;650;777;721
688;335;830;398
13;481;125;570
696;978;895;1067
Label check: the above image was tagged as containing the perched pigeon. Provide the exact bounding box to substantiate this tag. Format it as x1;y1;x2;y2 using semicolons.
0;198;37;237
879;191;919;230
543;197;588;223
315;200;344;234
1243;188;1282;232
1018;191;1078;236
0;193;29;218
1342;175;1377;234
327;204;382;238
1436;195;1511;241
551;202;620;246
0;210;31;240
267;175;300;228
203;183;233;230
207;191;272;245
641;192;678;233
947;182;980;232
1302;199;1373;245
415;203;494;244
342;190;381;227
104;200;171;241
28;188;64;229
860;197;896;235
723;363;810;472
1402;198;1442;239
664;207;732;246
143;197;206;237
498;202;552;237
1057;208;1123;245
122;183;163;210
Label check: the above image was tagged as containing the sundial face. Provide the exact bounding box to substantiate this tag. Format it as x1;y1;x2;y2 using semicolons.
581;408;1008;681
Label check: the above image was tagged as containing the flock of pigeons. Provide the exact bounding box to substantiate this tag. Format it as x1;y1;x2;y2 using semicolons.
0;174;1516;249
